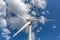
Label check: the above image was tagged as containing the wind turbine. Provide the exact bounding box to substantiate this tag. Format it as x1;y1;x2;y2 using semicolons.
13;15;37;40
13;15;55;40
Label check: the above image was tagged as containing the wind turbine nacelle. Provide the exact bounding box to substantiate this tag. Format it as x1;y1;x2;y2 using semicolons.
26;19;32;25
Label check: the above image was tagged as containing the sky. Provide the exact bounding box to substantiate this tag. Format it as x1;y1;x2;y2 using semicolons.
0;0;60;40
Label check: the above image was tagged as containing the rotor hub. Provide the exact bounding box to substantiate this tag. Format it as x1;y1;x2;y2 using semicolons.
26;19;32;25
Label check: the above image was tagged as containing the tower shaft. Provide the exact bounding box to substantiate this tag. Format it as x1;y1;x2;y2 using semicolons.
29;25;32;40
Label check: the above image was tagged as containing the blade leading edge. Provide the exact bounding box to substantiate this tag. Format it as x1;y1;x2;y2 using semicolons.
13;21;31;37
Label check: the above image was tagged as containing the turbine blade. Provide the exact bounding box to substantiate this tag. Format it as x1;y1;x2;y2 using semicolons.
17;15;26;21
13;21;31;37
46;19;55;21
29;25;32;40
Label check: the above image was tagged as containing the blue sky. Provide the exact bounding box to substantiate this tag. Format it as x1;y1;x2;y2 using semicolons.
0;0;60;40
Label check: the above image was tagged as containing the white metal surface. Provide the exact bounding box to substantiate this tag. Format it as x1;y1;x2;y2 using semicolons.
13;21;31;37
29;25;32;40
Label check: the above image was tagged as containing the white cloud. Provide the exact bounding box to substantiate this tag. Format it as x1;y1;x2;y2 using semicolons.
39;16;46;24
40;27;42;30
5;0;47;30
6;16;26;30
0;18;7;28
31;11;37;16
5;35;11;40
37;29;40;33
30;0;47;9
2;28;11;34
38;38;41;40
52;25;56;29
37;27;42;33
0;0;6;17
33;21;38;28
1;28;11;40
0;0;7;28
6;0;31;19
57;35;60;38
41;11;46;14
39;16;55;24
2;34;11;40
46;10;50;14
5;0;46;29
0;0;11;40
